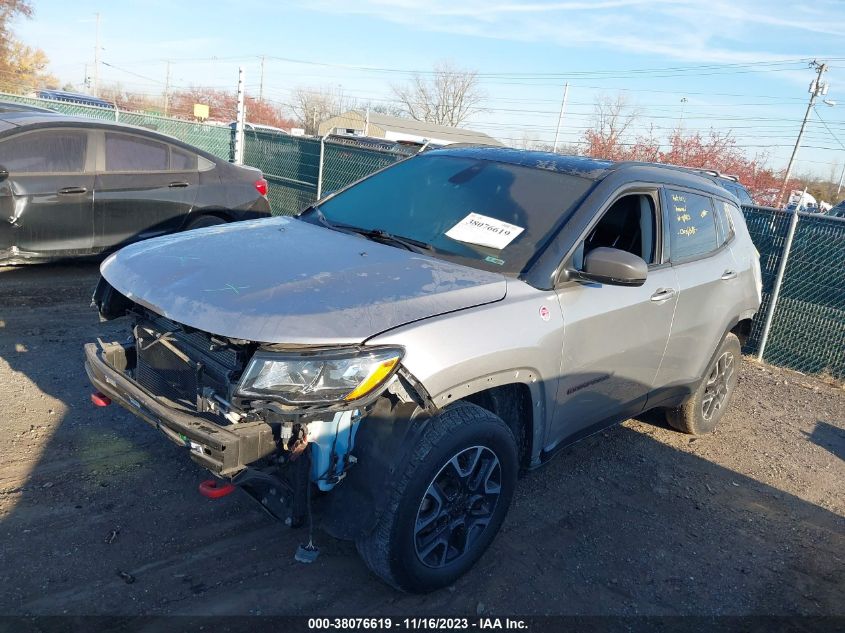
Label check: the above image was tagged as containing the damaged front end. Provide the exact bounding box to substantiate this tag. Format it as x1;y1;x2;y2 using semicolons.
86;278;433;532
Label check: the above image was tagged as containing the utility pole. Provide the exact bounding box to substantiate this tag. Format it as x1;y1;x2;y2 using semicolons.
778;60;829;207
93;12;101;96
234;67;246;165
365;107;370;136
837;163;844;196
259;55;265;102
678;97;688;131
552;82;569;153
163;60;171;117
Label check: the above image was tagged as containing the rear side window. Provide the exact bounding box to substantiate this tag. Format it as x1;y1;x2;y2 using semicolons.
727;182;753;206
666;189;718;261
715;200;737;246
1;130;87;173
105;133;168;171
171;147;197;170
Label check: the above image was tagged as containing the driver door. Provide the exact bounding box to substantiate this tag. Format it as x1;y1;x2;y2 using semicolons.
548;189;678;444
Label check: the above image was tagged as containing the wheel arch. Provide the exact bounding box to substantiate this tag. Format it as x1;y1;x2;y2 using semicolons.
430;370;544;470
182;207;234;228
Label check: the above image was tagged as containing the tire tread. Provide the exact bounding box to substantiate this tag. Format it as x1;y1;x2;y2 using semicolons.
355;402;512;591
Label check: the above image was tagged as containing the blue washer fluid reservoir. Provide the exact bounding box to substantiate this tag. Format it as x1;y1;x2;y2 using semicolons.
307;410;361;491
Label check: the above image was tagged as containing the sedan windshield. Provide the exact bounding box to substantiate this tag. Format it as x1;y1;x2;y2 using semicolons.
302;154;594;274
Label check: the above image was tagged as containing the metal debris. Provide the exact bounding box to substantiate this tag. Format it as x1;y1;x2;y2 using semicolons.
117;570;136;584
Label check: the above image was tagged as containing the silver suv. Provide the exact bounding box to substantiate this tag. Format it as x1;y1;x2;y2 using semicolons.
85;148;762;592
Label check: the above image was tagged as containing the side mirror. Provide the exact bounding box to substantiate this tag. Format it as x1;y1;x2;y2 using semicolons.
0;166;8;182
576;247;648;287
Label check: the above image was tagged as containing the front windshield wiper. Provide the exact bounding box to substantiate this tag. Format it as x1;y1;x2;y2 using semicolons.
339;226;434;253
300;206;433;253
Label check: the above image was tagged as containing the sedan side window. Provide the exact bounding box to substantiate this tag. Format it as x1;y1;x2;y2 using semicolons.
1;130;87;173
666;189;718;261
105;133;169;172
171;146;198;170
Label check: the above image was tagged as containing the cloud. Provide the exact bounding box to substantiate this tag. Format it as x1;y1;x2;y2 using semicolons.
299;0;844;65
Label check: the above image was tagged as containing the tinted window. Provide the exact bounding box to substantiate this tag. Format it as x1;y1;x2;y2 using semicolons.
715;200;736;246
666;189;718;261
105;133;168;171
1;130;87;173
723;181;753;206
310;155;593;274
171;147;197;170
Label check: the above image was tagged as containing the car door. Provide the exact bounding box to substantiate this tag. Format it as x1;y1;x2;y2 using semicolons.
0;127;95;257
654;188;741;390
549;189;678;444
93;130;199;250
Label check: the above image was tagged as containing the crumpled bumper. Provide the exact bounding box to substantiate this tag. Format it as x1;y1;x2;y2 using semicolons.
83;341;276;476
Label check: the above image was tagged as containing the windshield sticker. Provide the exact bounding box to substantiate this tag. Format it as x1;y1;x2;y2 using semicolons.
485;255;505;266
445;213;525;250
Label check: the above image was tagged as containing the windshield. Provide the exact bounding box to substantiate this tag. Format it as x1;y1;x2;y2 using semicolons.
303;154;594;273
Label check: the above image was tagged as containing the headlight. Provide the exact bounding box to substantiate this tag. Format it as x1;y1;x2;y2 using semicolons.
236;347;403;405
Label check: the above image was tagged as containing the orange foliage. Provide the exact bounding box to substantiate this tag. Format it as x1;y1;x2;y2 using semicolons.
582;125;794;206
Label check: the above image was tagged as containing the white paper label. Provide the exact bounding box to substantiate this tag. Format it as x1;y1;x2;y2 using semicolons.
445;213;525;250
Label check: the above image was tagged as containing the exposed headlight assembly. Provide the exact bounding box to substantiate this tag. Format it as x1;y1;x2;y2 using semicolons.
236;347;403;405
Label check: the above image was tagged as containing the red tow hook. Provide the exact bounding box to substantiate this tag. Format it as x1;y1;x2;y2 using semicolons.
199;479;236;499
91;392;112;407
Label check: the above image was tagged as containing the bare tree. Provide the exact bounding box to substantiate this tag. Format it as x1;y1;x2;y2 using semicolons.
354;99;406;118
391;60;485;127
288;86;348;135
582;94;639;160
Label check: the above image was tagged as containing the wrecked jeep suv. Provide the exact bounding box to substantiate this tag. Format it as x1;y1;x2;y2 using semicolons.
85;148;762;592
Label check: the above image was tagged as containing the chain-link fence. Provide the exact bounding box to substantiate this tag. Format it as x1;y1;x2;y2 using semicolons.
241;133;412;215
740;205;845;379
321;137;414;197
0;92;231;159
243;131;321;215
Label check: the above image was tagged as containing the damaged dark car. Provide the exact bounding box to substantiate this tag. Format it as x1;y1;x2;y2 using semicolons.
0;110;271;265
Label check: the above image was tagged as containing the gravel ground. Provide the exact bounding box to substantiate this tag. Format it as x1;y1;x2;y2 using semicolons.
0;262;842;616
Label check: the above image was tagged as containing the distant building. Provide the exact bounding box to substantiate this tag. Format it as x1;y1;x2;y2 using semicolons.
318;110;502;147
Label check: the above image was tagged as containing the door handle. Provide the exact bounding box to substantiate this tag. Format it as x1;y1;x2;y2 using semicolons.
721;270;738;280
168;181;190;188
58;186;87;195
650;288;676;302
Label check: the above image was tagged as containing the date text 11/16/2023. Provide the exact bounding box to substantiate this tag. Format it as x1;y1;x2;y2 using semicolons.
307;617;529;630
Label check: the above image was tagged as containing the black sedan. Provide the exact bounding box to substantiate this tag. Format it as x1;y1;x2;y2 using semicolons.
0;110;271;265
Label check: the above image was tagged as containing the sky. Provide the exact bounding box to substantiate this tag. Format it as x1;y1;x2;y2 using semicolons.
13;0;845;181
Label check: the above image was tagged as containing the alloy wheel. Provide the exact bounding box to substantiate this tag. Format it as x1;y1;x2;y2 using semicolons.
413;446;502;568
702;351;735;421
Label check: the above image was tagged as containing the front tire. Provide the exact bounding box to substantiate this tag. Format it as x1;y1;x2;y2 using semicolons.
666;332;741;435
355;402;518;592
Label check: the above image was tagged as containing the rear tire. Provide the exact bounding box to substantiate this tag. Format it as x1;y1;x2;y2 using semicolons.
184;215;226;231
355;402;517;593
666;332;741;435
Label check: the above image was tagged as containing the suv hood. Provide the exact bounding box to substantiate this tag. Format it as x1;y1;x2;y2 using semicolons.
100;216;506;345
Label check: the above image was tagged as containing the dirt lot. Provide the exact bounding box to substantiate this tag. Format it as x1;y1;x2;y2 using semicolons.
0;262;842;617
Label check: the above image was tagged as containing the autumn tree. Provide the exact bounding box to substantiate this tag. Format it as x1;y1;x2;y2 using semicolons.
391;60;485;127
163;87;295;128
0;0;57;92
578;94;798;205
